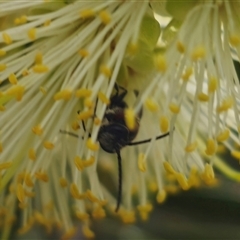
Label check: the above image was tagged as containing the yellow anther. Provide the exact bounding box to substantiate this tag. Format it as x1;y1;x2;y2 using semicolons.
78;109;94;120
17;183;25;202
191;45;206;61
155;54;167;72
208;76;218;92
70;183;85;199
0;105;5;111
169;103;180;114
231;150;240;160
92;206;106;219
43;141;54;150
86;190;99;203
163;162;176;174
71;121;80;131
28;148;36;161
229;33;240;46
98;10;111;24
0;64;7;71
185;141;198;152
182;67;193;81
137;203;153;221
205;138;217;155
98;91;110;105
159;116;169;133
62;228;77;240
84;97;94;108
217;97;233;113
80;9;95;19
157;190;167;203
2;33;12;44
138;153;146;172
76;211;89;221
22;69;29;76
127;42;138;55
94;117;101;125
0;142;2;152
34;211;45;225
14;18;21;25
8;73;18;84
148;181;158;192
6;85;25;101
119;210;136;223
83;156;95;167
44;19;51;26
74;156;84;171
54;89;72;101
87;138;99;151
35;52;43;65
145;98;158;112
59;177;68;187
78;49;89;57
35;172;49;182
216;129;230;142
75;88;92;98
24;189;35;198
17;172;26;183
24;173;33;187
82;225;95;239
0;162;12;170
28;28;36;40
188;167;200;188
177;41;185;53
175;173;189;190
201;164;216;185
198;92;209;102
124;107;136;130
32;125;43;136
15;15;27;25
33;64;49;73
0;49;6;56
100;65;112;78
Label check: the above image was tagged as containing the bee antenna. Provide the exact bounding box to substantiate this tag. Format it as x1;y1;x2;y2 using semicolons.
115;149;122;212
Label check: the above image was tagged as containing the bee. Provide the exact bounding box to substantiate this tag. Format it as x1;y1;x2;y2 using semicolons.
61;84;171;212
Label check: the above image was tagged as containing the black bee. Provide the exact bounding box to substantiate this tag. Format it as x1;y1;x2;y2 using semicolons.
61;84;171;212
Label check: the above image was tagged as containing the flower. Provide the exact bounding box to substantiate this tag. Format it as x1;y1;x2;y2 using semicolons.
1;0;240;239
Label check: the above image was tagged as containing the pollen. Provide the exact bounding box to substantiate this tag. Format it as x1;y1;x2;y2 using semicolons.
138;153;146;172
156;190;167;203
217;97;233;113
28;148;36;161
229;33;240;46
182;67;193;81
33;64;49;73
78;49;89;57
32;125;43;136
201;164;216;185
163;162;176;174
216;129;230;142
43;141;54;150
188;168;201;188
82;225;95;239
25;174;34;187
22;69;29;76
0;64;7;71
84;98;94;108
5;85;25;101
2;32;12;44
98;91;110;105
17;183;25;203
169;103;180;114
70;183;85;199
175;173;189;190
77;109;94;120
83;156;95;167
124;107;136;130
74;156;84;171
54;89;72;101
208;76;218;92
198;92;209;102
127;42;138;55
94;117;101;125
145;98;158;112
59;177;68;187
0;49;6;56
86;138;99;151
191;45;206;61
231;150;240;160
154;54;167;72
14;15;27;25
71;121;80;131
185;141;198;152
98;10;111;25
35;171;49;182
100;65;112;78
76;211;89;221
8;73;18;85
159;116;169;133
92;205;106;219
205;138;217;156
44;19;51;26
75;88;92;98
28;28;36;40
79;9;95;19
35;52;43;65
0;161;12;170
137;203;153;221
177;41;185;53
119;210;136;223
62;227;77;240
